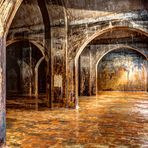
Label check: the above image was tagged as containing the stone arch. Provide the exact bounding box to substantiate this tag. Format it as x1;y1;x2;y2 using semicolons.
95;46;148;95
3;0;23;37
35;57;45;96
34;56;46;110
75;26;148;62
6;40;46;96
75;26;148;108
6;39;48;60
4;0;67;107
0;0;67;145
95;45;148;67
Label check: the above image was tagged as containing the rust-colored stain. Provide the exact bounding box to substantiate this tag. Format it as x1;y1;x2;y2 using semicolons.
97;49;147;91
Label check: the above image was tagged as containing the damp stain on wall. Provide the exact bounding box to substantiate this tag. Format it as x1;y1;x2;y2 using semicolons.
97;49;147;91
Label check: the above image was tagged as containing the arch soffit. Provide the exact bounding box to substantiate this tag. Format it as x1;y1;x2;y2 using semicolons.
6;39;49;60
95;45;148;68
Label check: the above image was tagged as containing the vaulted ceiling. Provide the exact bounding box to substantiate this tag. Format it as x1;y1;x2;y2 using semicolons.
9;0;148;29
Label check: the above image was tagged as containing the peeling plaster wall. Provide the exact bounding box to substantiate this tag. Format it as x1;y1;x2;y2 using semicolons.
97;49;147;91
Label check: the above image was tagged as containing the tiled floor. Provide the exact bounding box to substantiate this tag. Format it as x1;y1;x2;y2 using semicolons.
6;92;148;147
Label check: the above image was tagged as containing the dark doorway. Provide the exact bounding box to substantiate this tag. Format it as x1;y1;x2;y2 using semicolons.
38;59;47;94
6;40;43;109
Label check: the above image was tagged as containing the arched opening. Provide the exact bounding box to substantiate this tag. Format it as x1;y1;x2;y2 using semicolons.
5;0;53;111
4;0;67;145
78;47;91;96
6;55;21;96
6;40;46;109
97;48;147;93
76;28;148;108
38;59;47;95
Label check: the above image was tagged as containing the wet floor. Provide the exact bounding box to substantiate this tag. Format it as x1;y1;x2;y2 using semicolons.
6;92;148;147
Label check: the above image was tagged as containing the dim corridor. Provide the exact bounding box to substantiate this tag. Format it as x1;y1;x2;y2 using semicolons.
6;92;148;147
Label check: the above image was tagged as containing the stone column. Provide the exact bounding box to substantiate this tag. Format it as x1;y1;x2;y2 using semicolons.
37;0;53;108
0;36;6;147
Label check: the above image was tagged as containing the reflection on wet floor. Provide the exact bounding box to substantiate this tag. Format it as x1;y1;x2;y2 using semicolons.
6;92;148;147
